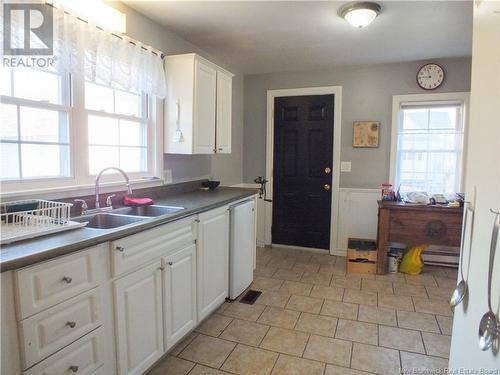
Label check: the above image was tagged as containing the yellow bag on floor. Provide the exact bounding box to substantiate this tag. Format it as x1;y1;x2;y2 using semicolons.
399;245;428;275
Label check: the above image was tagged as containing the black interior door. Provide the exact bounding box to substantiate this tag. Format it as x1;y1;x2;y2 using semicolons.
272;94;334;250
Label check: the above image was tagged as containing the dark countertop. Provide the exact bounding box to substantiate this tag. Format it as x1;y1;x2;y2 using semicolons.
0;187;258;272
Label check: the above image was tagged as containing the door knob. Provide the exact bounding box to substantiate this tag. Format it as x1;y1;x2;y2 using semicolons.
324;167;332;175
324;184;331;191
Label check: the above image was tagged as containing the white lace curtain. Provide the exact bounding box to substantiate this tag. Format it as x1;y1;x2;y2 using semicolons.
52;4;166;98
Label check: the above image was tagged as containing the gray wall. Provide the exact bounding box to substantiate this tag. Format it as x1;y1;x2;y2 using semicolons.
243;57;472;188
113;2;244;185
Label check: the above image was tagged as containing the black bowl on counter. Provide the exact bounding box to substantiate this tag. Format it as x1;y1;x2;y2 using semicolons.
202;181;220;190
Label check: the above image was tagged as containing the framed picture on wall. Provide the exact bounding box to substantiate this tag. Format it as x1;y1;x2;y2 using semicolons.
352;121;380;148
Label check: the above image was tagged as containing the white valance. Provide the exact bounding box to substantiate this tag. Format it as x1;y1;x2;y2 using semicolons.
52;4;167;98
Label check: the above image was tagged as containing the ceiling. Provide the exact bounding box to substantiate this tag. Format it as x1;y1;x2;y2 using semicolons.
124;1;473;75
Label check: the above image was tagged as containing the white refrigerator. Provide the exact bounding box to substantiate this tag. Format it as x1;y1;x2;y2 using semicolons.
229;199;256;300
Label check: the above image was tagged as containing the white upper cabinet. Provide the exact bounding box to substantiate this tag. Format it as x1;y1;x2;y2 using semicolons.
165;53;234;154
193;59;217;154
215;70;232;153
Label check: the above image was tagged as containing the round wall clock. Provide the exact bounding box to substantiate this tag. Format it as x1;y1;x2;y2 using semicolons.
416;63;445;90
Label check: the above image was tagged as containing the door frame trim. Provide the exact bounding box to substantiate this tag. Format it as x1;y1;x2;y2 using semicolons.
265;86;343;255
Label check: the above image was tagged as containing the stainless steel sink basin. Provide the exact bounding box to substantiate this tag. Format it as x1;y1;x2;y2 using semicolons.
113;205;184;217
73;213;148;229
72;205;184;229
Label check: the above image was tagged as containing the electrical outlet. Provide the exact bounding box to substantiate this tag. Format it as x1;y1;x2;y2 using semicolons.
340;161;352;172
164;169;173;183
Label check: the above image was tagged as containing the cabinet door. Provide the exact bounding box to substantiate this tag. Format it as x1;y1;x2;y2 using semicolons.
193;58;217;154
197;207;229;321
163;243;197;350
229;200;256;299
114;261;164;375
215;70;232;154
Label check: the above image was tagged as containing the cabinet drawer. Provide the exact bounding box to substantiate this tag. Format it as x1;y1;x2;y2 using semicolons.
15;245;107;319
111;216;196;277
24;327;104;375
19;288;101;369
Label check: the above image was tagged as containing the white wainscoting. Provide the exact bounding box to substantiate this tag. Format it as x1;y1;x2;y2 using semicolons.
335;188;380;256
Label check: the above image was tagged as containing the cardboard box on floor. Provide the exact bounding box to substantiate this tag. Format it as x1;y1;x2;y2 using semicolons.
347;238;377;274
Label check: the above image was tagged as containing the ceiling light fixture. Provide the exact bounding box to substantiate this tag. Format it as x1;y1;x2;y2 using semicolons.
339;2;381;28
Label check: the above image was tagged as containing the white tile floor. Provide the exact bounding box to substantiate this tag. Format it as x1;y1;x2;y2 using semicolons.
149;247;456;375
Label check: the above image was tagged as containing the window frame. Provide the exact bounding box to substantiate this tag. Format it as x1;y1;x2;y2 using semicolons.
0;68;73;183
81;81;151;179
389;92;470;194
1;69;163;196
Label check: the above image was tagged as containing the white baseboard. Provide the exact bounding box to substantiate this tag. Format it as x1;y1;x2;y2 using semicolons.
271;243;328;254
270;244;347;257
332;248;347;257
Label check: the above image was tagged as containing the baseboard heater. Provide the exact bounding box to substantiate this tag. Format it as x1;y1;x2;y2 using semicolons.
390;245;459;268
422;251;459;268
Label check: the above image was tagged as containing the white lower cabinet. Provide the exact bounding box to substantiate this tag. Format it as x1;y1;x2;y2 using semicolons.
163;243;197;350
114;261;164;375
197;206;230;321
19;288;101;368
2;201;253;375
24;327;104;375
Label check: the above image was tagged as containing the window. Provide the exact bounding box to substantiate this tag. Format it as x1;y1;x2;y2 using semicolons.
84;81;149;175
0;67;159;192
1;67;71;181
0;3;165;195
390;93;469;195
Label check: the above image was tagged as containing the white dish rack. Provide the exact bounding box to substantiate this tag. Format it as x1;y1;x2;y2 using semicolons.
1;200;87;245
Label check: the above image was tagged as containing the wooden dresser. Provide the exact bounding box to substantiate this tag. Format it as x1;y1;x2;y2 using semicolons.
376;201;464;274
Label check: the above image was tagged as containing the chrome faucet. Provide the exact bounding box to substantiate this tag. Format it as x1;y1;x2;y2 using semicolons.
74;199;89;215
95;167;133;209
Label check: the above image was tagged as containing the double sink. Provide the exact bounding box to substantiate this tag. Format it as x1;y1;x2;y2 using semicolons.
72;205;185;229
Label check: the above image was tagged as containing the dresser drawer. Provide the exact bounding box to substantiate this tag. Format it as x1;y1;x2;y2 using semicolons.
15;245;107;320
19;288;101;369
23;327;104;375
388;209;462;246
111;216;196;277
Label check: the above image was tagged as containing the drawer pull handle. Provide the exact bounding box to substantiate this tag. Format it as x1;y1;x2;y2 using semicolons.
168;262;173;266
69;365;79;373
66;321;77;328
159;266;165;271
62;276;73;284
195;219;200;223
115;246;125;252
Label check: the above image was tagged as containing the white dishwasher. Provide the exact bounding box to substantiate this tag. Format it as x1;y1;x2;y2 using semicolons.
229;199;256;300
